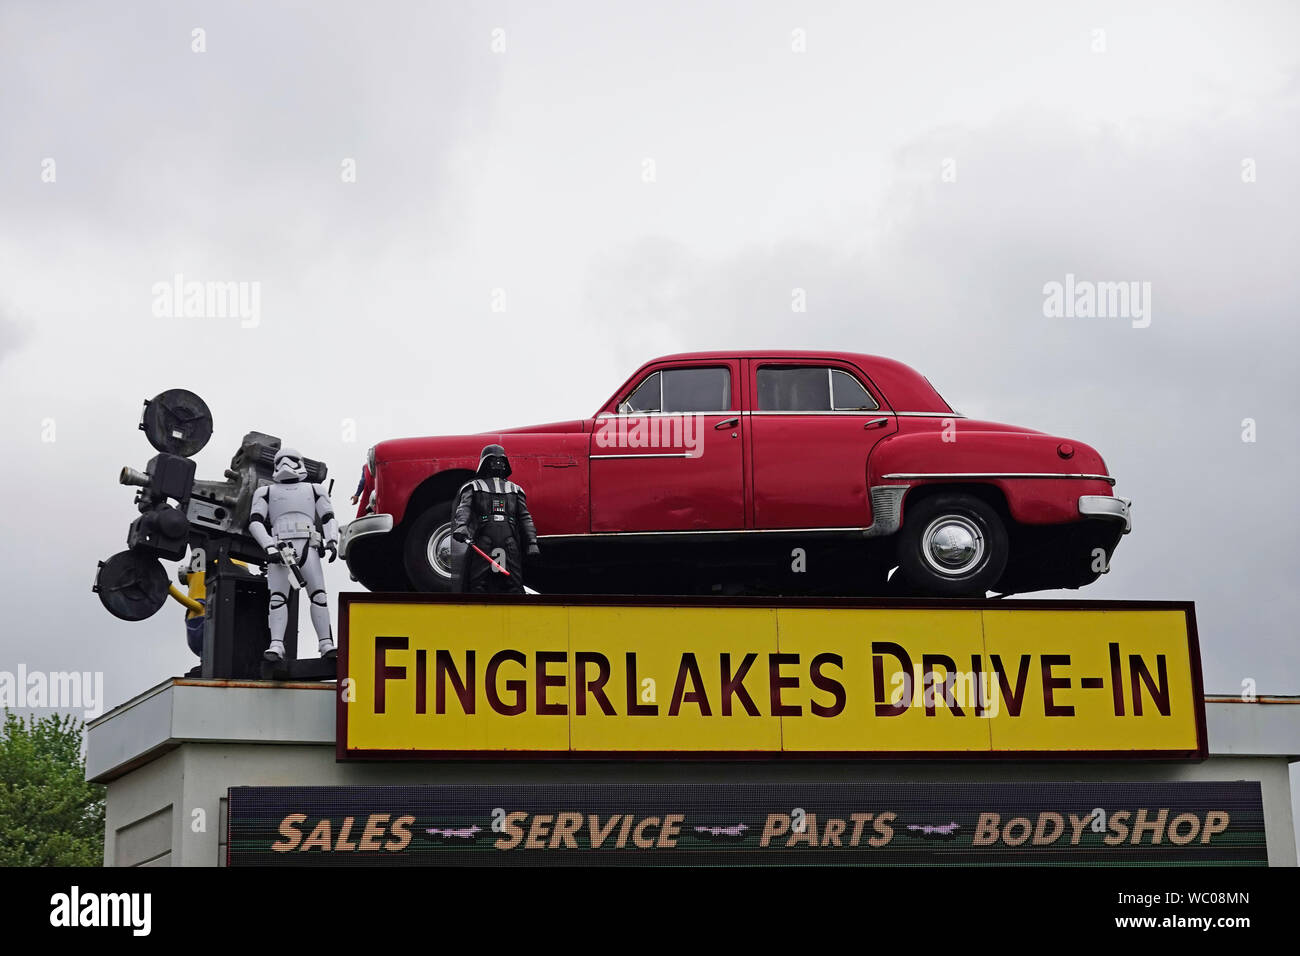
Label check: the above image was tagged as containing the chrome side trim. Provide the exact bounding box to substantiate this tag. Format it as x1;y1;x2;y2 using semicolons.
596;409;960;418
1079;495;1132;533
591;453;692;460
883;472;1117;486
744;410;961;417
595;411;737;418
338;513;394;559
746;410;885;417
539;526;869;539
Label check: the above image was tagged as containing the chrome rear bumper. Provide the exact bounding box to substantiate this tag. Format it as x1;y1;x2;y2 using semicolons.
1078;495;1132;533
338;513;394;559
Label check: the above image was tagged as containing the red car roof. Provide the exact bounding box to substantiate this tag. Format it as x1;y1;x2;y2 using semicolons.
641;350;954;413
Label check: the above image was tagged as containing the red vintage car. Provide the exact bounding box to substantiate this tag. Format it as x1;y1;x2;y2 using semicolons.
341;350;1130;597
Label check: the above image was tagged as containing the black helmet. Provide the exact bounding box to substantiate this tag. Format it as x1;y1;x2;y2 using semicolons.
476;444;511;478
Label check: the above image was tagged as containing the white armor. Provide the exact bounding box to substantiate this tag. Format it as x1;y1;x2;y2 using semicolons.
247;448;340;662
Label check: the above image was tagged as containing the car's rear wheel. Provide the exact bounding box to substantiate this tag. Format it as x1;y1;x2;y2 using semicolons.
896;493;1008;597
402;501;458;592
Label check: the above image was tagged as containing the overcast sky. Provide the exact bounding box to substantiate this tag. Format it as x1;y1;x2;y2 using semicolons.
1;0;1297;843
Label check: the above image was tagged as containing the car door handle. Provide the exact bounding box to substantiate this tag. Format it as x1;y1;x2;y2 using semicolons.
714;417;740;429
864;417;889;429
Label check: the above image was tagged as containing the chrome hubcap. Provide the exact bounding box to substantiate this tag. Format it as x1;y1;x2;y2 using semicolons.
920;515;984;576
425;523;454;579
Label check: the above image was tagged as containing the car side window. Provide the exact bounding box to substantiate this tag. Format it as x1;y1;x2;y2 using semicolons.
757;366;878;412
622;372;661;412
621;367;732;413
831;369;878;410
757;366;829;410
663;367;731;412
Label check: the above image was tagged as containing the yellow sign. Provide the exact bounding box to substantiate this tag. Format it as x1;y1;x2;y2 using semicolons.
337;597;1205;759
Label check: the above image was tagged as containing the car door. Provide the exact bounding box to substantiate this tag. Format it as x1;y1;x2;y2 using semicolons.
746;360;896;529
590;361;745;532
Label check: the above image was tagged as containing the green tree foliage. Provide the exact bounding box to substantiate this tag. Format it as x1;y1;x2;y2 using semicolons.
0;711;104;866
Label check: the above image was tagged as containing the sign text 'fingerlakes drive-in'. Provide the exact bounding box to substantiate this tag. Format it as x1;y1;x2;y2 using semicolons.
337;596;1205;758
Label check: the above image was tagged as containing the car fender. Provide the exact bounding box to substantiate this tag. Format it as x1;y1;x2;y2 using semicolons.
373;433;589;532
868;425;1116;525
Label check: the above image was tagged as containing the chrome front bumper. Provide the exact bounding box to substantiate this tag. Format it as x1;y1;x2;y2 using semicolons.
1078;495;1132;533
338;513;394;560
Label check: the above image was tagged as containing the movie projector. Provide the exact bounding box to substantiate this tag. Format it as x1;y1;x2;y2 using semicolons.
93;389;332;679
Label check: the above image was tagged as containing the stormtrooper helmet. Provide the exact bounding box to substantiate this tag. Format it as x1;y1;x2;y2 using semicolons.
272;447;309;483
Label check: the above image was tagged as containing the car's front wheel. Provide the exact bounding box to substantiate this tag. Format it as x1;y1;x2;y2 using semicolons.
896;493;1008;597
402;501;458;592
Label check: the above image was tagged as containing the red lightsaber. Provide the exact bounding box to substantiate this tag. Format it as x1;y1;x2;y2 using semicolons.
469;542;510;576
464;539;540;594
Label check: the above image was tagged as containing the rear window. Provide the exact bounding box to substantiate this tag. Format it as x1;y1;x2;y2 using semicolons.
757;366;878;412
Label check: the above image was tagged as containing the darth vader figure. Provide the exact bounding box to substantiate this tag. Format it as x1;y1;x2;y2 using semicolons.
452;444;540;594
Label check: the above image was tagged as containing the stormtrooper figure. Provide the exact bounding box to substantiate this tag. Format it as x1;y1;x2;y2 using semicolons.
452;444;539;594
247;448;340;662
